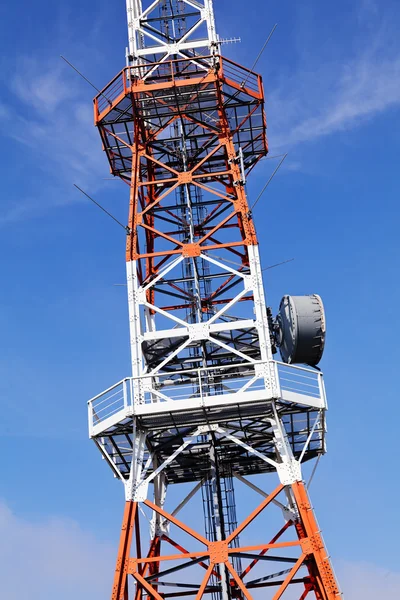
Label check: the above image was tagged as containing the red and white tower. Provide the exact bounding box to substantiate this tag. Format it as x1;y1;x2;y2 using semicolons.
87;2;341;599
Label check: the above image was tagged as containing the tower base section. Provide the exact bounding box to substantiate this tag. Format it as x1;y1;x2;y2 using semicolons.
110;480;340;600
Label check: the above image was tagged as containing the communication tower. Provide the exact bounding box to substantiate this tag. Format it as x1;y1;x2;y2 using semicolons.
87;2;341;599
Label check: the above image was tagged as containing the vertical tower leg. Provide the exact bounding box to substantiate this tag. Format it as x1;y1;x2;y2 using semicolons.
112;502;136;600
292;482;339;600
109;482;340;600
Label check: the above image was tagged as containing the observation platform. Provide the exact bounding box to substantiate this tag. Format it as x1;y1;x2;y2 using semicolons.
88;361;326;484
93;54;267;180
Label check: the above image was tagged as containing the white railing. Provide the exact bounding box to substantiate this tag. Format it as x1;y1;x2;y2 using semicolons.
88;360;326;435
275;362;325;400
88;379;130;435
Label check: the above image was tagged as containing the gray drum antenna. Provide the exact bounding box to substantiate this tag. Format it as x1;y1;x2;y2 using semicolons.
273;294;326;366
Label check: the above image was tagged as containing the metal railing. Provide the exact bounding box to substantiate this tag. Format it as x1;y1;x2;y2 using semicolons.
220;59;260;93
88;379;129;435
275;362;325;399
94;55;263;119
88;361;326;435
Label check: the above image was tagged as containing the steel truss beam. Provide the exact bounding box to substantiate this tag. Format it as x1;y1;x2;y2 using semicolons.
125;0;218;74
90;404;326;484
99;415;339;599
110;480;340;600
93;52;274;380
89;5;341;600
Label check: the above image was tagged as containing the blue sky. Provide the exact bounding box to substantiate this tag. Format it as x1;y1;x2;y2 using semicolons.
1;0;400;597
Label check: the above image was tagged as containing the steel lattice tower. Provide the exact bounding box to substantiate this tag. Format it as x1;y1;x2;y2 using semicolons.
87;2;341;599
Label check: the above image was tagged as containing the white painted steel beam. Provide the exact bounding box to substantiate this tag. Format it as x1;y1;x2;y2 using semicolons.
89;0;330;505
125;0;219;68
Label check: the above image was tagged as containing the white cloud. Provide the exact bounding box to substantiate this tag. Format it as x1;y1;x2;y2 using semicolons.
337;560;400;599
267;13;400;151
0;501;115;600
0;102;11;119
359;0;379;19
0;56;109;224
12;60;78;113
9;57;106;183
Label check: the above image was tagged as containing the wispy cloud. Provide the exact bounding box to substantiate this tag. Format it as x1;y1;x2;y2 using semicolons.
269;54;400;149
0;55;108;224
338;559;400;599
12;59;78;113
359;0;379;19
7;57;106;183
0;501;114;600
267;7;400;151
